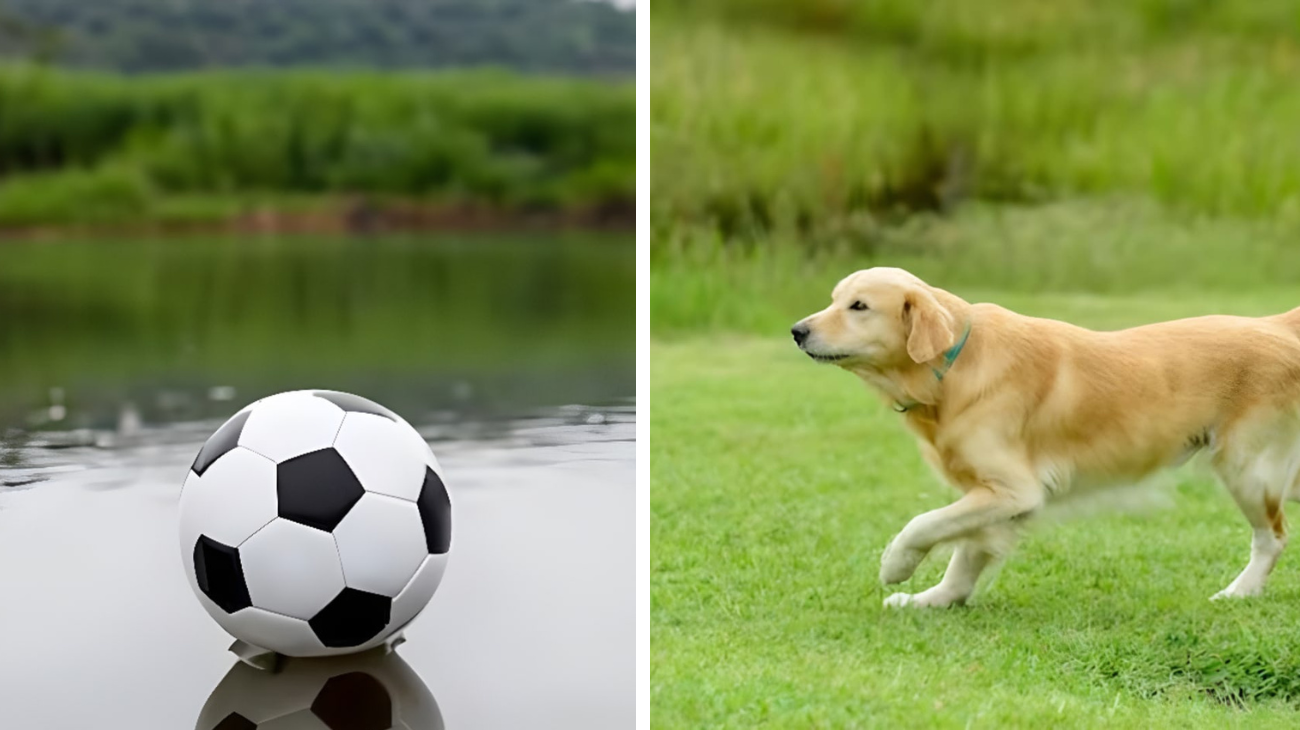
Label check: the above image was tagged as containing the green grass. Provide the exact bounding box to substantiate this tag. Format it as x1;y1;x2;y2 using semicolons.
652;311;1300;727
0;64;633;227
651;200;1300;336
651;1;1300;725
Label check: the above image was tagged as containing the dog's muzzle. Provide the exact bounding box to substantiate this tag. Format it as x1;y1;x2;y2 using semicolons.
791;322;810;347
791;322;848;362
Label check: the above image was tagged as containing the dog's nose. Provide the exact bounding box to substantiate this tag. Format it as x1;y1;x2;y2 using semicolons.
791;322;810;347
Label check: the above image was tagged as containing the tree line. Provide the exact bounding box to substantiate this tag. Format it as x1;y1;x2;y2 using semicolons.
0;0;632;75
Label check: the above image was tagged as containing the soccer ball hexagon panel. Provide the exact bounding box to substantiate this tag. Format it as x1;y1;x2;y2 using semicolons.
179;390;452;657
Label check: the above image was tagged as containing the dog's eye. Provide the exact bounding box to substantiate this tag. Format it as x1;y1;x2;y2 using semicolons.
848;301;868;311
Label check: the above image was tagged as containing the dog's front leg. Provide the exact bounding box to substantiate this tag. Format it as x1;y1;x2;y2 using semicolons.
880;486;1040;585
883;525;1018;608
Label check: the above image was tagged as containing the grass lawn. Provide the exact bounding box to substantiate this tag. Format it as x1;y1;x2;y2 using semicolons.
651;292;1300;728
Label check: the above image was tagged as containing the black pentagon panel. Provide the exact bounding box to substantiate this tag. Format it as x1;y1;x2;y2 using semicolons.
309;588;392;648
417;467;452;554
277;448;365;532
194;536;251;614
311;672;393;730
312;391;398;422
192;411;251;476
213;713;257;730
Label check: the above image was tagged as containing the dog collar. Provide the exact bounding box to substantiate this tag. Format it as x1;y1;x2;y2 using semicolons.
931;321;971;382
893;321;971;413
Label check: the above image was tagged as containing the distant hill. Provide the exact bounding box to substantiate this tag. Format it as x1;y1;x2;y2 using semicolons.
0;0;633;74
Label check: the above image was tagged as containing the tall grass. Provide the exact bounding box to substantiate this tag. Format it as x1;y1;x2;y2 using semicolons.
653;2;1300;333
652;200;1300;336
652;7;1300;240
0;65;633;226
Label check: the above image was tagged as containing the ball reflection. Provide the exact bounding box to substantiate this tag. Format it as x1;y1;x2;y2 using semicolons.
196;647;443;730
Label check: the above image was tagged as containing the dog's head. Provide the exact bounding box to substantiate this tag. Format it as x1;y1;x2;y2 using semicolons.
791;267;958;369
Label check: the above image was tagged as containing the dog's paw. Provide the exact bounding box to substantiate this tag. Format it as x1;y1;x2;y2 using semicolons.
879;539;926;585
883;592;917;608
1211;584;1264;601
883;589;962;609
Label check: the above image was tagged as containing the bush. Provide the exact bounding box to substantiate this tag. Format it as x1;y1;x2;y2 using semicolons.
0;65;633;226
0;163;153;226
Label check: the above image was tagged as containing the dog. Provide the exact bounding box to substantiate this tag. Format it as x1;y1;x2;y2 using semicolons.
792;267;1300;608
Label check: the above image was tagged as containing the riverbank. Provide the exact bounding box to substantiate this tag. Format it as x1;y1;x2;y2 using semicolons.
0;196;634;241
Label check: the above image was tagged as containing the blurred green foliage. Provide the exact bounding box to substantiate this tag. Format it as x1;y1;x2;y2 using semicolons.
652;0;1300;330
0;65;633;227
654;4;1300;233
0;0;633;75
654;0;1300;60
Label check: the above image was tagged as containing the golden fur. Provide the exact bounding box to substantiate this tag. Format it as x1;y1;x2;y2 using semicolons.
793;267;1300;607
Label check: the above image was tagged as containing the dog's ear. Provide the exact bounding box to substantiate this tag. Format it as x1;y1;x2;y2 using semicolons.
904;288;957;364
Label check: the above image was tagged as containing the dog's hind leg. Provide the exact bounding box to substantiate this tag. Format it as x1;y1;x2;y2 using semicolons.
1210;440;1291;600
883;524;1017;608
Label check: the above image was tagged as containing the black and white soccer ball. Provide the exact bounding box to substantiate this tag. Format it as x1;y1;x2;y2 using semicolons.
196;647;444;730
179;390;451;657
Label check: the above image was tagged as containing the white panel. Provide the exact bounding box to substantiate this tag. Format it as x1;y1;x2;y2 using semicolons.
333;493;428;597
178;448;278;551
178;470;204;567
239;390;346;462
211;605;329;662
188;574;228;635
396;414;444;475
241;519;347;620
386;553;448;634
426;449;445;477
180;468;200;499
333;412;429;501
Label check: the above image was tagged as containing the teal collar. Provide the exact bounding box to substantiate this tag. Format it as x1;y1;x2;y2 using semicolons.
932;321;971;382
894;321;971;413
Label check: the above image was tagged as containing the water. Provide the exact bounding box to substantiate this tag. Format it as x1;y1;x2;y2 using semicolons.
0;234;634;729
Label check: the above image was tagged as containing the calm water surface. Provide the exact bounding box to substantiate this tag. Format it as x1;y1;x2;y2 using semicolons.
0;234;634;729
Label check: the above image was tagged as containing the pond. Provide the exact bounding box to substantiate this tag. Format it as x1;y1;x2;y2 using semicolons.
0;233;634;729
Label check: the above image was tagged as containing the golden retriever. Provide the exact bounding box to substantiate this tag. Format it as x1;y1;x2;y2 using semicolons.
792;267;1300;608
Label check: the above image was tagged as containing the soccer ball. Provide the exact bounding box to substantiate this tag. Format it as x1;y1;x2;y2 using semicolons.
179;390;451;657
196;647;444;730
